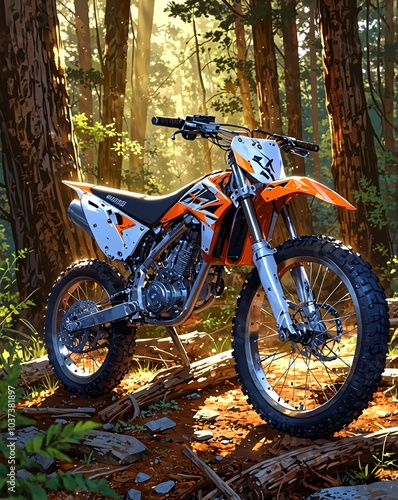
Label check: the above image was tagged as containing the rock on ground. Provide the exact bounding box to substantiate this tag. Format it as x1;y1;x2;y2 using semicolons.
307;480;398;500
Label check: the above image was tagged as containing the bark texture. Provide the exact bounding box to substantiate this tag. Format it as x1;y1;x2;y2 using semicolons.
129;0;155;189
250;0;282;133
202;427;398;498
0;0;96;329
74;0;95;181
234;0;257;130
97;0;130;188
132;350;235;408
281;0;305;176
319;0;391;270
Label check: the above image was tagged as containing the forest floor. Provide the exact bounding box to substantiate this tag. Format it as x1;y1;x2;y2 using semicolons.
19;366;398;500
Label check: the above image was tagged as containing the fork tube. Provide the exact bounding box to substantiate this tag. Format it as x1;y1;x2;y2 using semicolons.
281;205;298;239
231;163;296;340
281;205;317;315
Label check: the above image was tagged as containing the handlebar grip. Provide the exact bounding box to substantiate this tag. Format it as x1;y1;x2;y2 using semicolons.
292;139;319;152
151;116;185;129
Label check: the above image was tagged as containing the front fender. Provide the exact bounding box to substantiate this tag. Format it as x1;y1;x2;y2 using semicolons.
259;176;356;210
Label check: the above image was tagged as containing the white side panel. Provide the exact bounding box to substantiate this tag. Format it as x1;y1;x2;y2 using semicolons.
81;194;149;260
231;136;285;182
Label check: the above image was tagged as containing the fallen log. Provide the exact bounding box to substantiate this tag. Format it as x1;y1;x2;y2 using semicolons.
23;406;96;417
98;350;235;422
202;427;398;499
183;446;241;500
73;430;151;465
19;355;53;386
132;349;235;408
98;394;140;423
4;331;216;386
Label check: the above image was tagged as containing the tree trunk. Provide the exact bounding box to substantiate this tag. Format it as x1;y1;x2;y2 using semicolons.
129;0;155;191
383;0;395;156
281;0;313;235
250;0;283;134
0;0;97;331
309;1;321;182
74;0;95;182
281;0;305;176
383;0;397;221
97;0;130;188
319;0;391;272
234;0;257;130
193;15;213;172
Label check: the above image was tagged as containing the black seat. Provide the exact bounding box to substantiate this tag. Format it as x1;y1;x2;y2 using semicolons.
91;183;195;226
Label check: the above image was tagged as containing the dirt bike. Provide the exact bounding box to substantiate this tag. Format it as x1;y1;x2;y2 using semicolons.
44;114;389;439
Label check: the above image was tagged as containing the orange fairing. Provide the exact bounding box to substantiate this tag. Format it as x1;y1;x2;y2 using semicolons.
161;173;232;227
260;177;356;211
232;150;255;173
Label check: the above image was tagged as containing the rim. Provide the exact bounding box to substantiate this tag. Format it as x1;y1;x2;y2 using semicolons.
50;277;114;383
246;255;361;417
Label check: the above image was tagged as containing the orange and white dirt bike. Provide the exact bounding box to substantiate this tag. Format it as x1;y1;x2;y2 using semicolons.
45;115;390;438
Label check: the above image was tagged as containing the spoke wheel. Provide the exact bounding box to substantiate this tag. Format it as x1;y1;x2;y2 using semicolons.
45;260;136;397
232;236;389;438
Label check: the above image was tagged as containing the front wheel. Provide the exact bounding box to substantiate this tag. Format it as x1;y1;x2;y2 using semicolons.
44;260;137;397
232;236;389;439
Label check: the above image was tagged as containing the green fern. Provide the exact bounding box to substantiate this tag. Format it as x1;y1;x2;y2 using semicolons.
0;355;120;499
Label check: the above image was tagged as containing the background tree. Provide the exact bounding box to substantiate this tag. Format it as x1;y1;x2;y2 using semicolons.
319;0;391;273
250;0;283;134
281;0;305;176
74;0;95;181
0;0;97;328
97;0;130;188
129;0;155;190
234;0;257;130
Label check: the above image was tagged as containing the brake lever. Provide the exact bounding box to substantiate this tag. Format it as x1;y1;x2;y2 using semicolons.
290;148;310;159
282;144;310;159
171;130;183;140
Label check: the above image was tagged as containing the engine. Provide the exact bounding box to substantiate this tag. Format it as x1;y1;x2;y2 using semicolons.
144;232;201;316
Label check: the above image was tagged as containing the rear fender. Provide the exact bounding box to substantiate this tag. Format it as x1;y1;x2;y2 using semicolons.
63;181;94;198
260;177;356;210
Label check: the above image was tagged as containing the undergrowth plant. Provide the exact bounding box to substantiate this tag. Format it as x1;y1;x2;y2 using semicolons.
0;356;120;499
337;436;398;486
0;248;36;340
0;245;44;370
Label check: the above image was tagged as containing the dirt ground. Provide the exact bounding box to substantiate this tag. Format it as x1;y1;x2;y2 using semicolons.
20;365;398;500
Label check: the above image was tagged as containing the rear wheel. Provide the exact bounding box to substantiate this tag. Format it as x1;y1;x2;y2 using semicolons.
232;236;389;438
44;260;136;397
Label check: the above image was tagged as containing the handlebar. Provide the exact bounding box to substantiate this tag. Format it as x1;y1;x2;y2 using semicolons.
268;133;320;152
292;139;319;152
151;116;185;129
151;115;319;154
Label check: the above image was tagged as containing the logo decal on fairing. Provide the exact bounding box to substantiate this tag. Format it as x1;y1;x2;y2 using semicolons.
252;155;276;181
106;195;127;207
180;186;222;220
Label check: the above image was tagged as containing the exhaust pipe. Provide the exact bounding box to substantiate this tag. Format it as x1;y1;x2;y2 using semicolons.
68;199;94;239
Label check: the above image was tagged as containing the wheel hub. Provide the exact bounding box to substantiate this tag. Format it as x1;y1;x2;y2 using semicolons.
60;300;102;354
289;303;343;362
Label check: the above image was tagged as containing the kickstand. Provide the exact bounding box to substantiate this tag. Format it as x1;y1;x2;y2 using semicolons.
166;326;190;368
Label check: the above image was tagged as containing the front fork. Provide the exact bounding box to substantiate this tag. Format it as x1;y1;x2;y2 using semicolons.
231;162;316;341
